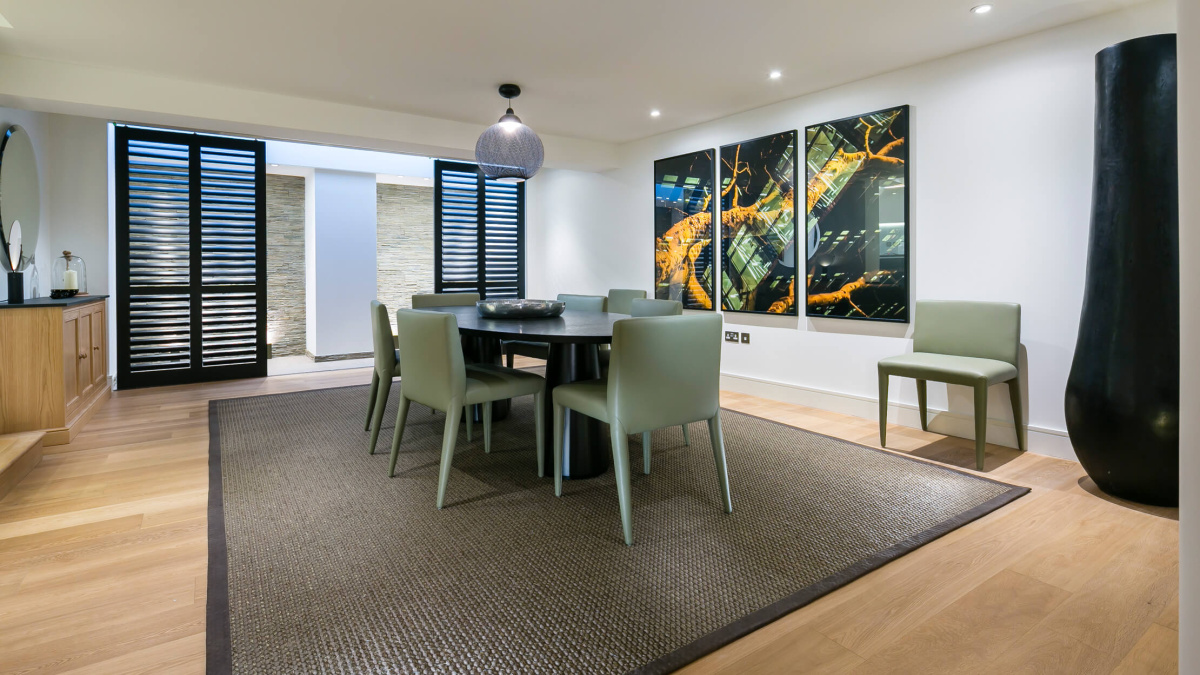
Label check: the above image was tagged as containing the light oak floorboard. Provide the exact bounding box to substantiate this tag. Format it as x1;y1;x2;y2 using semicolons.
0;365;1178;674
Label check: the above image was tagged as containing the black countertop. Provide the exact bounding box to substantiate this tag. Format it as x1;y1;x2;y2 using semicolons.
0;295;109;309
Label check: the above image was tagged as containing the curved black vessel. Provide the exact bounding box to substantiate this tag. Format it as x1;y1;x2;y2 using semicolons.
1065;33;1179;506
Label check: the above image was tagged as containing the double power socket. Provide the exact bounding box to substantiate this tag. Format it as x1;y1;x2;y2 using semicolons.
724;331;751;345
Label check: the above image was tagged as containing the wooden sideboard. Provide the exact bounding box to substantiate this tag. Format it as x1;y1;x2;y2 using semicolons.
0;296;111;446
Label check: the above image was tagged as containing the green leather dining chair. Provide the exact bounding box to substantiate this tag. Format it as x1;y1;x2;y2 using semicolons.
411;292;480;308
552;313;732;545
599;290;646;370
504;293;608;367
606;289;646;315
366;300;404;454
625;298;689;455
877;300;1024;470
389;309;547;509
411;293;483;437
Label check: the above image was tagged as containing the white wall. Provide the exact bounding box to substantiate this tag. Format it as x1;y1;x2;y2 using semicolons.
46;114;110;299
1177;0;1197;669
304;169;378;357
527;1;1177;462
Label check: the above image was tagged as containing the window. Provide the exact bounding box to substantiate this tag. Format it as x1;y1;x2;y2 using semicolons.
433;160;525;299
114;126;267;388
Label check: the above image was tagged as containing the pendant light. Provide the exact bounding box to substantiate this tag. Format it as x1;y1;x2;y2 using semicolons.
475;84;544;182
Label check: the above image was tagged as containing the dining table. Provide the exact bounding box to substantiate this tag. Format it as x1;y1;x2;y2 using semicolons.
420;304;624;479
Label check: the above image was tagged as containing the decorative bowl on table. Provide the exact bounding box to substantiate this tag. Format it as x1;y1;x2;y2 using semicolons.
476;299;565;319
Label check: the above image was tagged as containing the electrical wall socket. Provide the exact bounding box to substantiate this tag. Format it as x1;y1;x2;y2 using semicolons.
725;331;740;343
741;332;751;344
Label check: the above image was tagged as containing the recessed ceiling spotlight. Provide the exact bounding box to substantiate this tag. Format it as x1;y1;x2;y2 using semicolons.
650;109;661;118
769;70;782;80
971;4;993;14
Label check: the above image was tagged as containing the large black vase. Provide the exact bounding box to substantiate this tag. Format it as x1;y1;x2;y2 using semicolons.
1065;34;1179;507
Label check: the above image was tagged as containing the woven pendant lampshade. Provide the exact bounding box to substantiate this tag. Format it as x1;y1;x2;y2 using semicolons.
475;84;544;182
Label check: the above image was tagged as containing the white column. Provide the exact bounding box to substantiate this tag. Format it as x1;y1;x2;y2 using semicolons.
1180;1;1198;669
304;169;377;358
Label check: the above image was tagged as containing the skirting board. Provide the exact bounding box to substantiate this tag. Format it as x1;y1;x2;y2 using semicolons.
720;372;1078;463
42;381;113;450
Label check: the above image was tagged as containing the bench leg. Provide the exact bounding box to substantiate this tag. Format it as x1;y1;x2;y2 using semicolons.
878;370;889;447
1008;379;1026;453
973;382;988;471
916;379;929;431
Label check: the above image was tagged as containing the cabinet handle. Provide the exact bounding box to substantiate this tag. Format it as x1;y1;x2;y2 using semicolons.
79;353;87;360
94;346;100;350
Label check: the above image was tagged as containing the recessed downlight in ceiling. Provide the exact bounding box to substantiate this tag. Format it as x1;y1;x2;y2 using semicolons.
650;109;661;118
769;70;782;80
971;4;993;14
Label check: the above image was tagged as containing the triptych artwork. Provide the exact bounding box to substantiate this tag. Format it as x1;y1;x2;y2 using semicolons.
653;105;909;322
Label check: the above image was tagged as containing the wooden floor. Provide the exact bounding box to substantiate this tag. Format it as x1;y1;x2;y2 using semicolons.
0;365;1178;674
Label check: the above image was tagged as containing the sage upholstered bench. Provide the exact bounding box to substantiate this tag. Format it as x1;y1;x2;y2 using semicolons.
877;300;1025;470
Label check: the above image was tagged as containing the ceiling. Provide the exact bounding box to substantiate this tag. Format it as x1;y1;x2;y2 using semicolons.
0;0;1153;144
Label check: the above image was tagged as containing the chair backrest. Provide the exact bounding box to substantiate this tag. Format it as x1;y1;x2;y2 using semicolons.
394;309;466;409
557;293;607;312
630;298;682;317
370;300;398;377
411;292;480;308
913;300;1021;368
608;314;722;434
606;289;647;315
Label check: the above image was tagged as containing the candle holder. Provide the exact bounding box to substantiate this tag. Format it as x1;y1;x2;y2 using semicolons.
6;270;23;304
50;250;86;299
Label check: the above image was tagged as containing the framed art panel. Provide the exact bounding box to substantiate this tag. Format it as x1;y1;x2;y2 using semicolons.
804;105;910;322
654;150;716;310
719;131;798;315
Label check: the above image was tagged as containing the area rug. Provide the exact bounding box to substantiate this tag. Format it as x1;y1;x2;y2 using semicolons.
206;384;1027;674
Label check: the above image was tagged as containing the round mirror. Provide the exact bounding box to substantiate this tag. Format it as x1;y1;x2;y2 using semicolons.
0;125;40;271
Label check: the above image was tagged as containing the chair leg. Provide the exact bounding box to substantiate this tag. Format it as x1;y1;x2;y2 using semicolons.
708;415;733;513
610;422;635;546
387;395;412;477
553;402;565;496
973;382;989;471
878;370;889;447
465;406;473;442
368;376;392;455
916;379;929;431
534;389;545;477
506;351;515;369
364;371;380;431
1008;379;1026;453
682;424;690;446
436;403;463;509
482;401;493;454
641;432;651;474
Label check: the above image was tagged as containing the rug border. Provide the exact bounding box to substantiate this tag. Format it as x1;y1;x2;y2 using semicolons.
206;404;233;675
203;384;1030;675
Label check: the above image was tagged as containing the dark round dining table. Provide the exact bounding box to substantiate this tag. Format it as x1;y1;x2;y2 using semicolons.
420;305;624;479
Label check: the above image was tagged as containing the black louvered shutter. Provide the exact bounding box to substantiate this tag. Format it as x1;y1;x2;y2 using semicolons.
433;160;525;299
115;126;266;389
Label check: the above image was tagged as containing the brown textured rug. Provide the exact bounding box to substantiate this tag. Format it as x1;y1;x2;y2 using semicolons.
206;384;1027;674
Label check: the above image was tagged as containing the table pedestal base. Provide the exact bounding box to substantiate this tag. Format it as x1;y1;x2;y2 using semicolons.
543;343;608;479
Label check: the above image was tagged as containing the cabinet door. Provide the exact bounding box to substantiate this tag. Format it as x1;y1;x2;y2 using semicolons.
63;311;81;416
90;304;107;389
77;310;95;402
